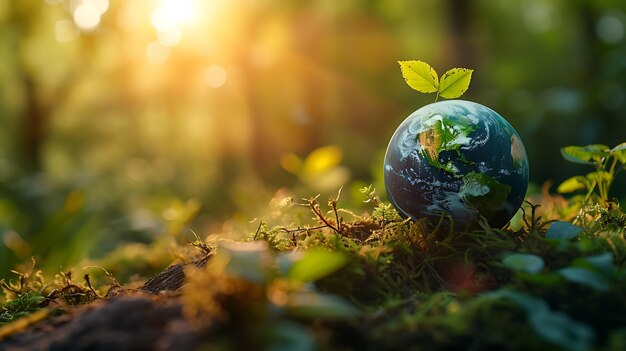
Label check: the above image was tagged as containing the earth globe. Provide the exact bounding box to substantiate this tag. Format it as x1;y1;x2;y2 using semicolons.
383;100;529;229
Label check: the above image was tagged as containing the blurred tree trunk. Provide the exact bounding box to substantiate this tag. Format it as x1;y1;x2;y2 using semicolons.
11;2;79;172
21;75;47;172
10;1;47;172
444;0;475;69
577;2;598;88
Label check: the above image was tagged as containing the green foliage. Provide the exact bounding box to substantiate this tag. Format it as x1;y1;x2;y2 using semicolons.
558;142;626;208
398;60;439;93
2;180;626;350
558;267;609;291
287;250;347;283
438;68;474;99
182;241;357;350
484;289;594;351
502;253;545;274
0;291;45;325
399;60;473;101
3;156;626;350
546;221;583;239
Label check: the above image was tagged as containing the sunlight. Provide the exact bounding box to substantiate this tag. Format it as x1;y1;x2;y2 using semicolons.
150;0;200;46
71;0;109;31
151;0;198;30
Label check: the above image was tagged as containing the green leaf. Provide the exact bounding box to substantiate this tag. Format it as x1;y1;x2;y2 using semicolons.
557;176;587;193
586;170;612;185
546;221;583;239
288;250;347;282
572;253;614;275
286;292;358;319
268;322;315;351
610;142;626;164
558;267;609;291
502;253;544;274
438;68;473;99
277;252;302;277
529;309;595;351
517;272;564;286
483;289;546;312
484;289;594;351
301;145;343;176
560;145;609;165
398;60;439;93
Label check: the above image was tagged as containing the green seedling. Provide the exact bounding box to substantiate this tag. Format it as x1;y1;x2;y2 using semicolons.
558;142;626;207
398;60;473;101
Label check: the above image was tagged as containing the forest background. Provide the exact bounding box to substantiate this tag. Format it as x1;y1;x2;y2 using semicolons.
1;0;625;279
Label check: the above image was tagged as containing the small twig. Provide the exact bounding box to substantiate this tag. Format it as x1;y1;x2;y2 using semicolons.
252;221;264;240
83;274;100;298
83;266;122;288
188;230;212;256
279;225;327;235
307;196;342;235
329;186;344;234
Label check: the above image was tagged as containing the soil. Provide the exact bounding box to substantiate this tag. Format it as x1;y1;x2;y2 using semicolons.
0;263;204;351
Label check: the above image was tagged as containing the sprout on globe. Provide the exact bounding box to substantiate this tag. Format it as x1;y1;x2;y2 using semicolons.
385;61;529;229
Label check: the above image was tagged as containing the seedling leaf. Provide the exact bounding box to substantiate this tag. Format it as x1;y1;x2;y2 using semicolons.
398;60;439;93
502;253;544;274
289;250;347;282
438;68;473;99
546;221;583;239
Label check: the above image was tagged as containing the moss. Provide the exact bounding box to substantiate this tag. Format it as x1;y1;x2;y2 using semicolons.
3;186;626;350
0;291;46;325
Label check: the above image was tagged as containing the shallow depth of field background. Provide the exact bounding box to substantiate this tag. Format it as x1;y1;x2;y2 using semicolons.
1;0;626;278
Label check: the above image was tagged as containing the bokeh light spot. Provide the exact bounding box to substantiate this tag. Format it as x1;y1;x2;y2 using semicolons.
151;0;197;30
202;65;228;88
86;0;109;14
597;12;624;44
73;3;101;31
522;1;559;34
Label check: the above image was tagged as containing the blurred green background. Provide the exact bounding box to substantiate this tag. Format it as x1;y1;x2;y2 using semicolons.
1;0;626;279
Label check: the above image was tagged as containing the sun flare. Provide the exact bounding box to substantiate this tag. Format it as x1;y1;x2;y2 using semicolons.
151;0;198;30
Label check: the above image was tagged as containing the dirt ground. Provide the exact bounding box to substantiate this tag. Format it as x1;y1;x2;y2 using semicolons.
0;263;204;351
0;294;203;351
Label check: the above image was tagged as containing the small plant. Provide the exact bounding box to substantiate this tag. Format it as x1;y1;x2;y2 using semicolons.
398;60;473;101
0;291;46;325
558;142;626;212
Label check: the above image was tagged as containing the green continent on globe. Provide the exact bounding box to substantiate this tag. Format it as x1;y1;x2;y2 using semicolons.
417;117;475;174
460;172;511;218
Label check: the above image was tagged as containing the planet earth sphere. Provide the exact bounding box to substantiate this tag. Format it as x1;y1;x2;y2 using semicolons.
384;100;529;229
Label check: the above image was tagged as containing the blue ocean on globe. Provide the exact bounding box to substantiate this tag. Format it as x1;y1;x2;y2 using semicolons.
384;100;529;229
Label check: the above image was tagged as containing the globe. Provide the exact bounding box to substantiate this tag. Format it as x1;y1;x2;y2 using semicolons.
384;100;529;229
